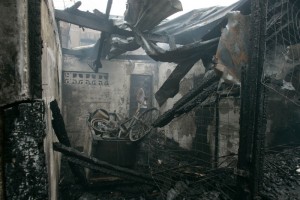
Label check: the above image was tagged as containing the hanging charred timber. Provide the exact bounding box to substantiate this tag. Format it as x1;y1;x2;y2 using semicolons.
55;2;111;32
154;38;219;106
152;71;220;127
235;0;267;199
53;142;157;185
155;58;200;106
50;100;87;185
93;0;112;71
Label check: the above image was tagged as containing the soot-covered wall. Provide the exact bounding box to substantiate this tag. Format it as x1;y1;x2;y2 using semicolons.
0;0;62;199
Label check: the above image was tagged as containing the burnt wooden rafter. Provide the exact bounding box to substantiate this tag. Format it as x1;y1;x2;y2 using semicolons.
50;100;87;185
53;142;157;185
152;71;220;127
54;9;169;43
155;57;200;106
94;0;113;71
55;9;112;32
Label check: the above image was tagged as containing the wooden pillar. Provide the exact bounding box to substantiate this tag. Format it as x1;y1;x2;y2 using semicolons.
236;0;267;199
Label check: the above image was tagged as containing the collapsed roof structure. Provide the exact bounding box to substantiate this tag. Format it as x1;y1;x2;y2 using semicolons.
55;0;300;112
56;0;252;107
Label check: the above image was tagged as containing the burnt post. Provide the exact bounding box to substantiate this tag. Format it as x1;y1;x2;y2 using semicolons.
236;0;267;199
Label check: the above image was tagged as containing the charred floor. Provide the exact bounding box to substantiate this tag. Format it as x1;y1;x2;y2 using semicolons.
1;0;300;200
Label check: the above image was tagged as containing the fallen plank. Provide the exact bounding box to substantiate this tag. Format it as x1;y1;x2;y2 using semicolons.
155;57;200;106
152;71;220;127
50;100;87;184
53;142;156;185
55;9;112;32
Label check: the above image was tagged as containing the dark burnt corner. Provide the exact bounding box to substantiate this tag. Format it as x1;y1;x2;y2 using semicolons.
0;0;300;199
28;0;43;99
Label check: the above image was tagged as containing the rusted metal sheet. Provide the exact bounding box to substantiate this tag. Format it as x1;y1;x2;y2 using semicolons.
214;12;251;85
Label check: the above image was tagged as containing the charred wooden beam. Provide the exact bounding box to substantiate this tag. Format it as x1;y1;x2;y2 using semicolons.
50;100;71;146
66;1;82;12
55;9;112;32
236;0;267;198
50;100;87;184
62;48;153;61
53;142;156;185
153;72;220;127
139;37;219;63
176;82;218;114
155;57;200;106
94;0;113;71
55;9;169;43
173;71;220;109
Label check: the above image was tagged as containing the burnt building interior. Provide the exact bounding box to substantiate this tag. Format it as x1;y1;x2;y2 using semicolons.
0;0;300;199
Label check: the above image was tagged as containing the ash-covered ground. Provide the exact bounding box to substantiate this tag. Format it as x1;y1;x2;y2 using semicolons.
59;140;300;200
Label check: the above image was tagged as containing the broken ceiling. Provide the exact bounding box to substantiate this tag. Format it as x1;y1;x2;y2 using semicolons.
55;0;251;106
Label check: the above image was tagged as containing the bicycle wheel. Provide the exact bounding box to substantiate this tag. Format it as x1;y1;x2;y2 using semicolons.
90;118;111;136
129;108;159;141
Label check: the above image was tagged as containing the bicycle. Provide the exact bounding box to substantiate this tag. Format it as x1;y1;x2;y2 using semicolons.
88;107;159;141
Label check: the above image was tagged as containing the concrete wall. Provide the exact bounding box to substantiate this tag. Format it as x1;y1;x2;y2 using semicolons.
217;97;240;167
0;0;30;107
265;92;300;147
41;0;63;199
62;56;159;147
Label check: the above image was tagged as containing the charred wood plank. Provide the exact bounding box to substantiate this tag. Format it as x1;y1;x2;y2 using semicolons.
50;100;71;146
155;57;200;106
65;1;82;12
137;36;219;63
55;9;112;32
55;9;169;43
94;0;113;71
173;71;220;109
50;100;87;184
153;72;220;127
176;82;218;115
53;142;156;185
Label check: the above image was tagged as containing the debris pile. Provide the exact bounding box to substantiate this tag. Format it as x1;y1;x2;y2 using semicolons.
261;146;300;200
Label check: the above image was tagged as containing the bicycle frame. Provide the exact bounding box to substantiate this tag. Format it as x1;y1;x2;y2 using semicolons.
88;106;156;141
117;109;141;138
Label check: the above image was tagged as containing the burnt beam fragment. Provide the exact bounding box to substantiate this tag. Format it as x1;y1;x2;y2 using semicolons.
153;71;220;127
55;9;112;32
176;82;219;114
236;0;267;199
53;142;156;185
50;100;71;146
50;100;87;184
155;57;200;106
93;0;113;71
55;8;169;43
